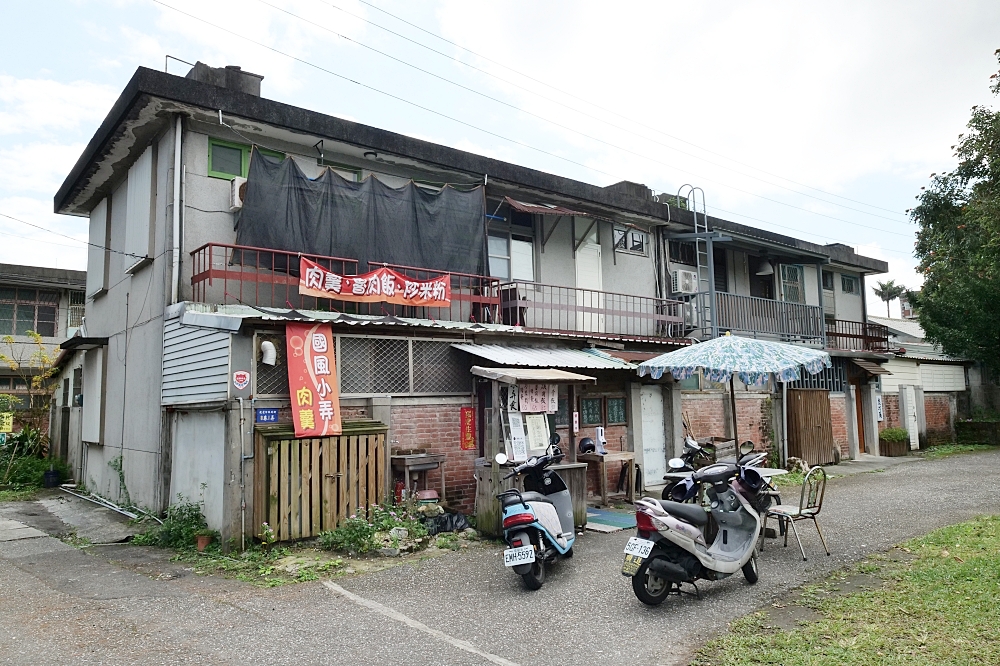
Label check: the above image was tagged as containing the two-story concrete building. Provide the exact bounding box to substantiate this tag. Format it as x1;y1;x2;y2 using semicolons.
53;63;889;544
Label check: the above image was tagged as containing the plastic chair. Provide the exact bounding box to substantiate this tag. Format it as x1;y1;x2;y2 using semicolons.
762;466;829;561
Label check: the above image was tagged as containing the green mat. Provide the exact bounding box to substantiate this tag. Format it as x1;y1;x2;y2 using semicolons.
586;508;636;532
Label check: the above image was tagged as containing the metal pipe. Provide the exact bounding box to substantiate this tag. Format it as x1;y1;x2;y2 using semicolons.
171;114;183;304
238;397;246;551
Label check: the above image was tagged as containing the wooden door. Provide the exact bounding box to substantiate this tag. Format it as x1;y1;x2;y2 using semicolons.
851;380;867;454
787;389;835;465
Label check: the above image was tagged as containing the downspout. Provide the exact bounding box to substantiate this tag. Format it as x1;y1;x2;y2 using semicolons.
171;114;183;304
238;397;246;551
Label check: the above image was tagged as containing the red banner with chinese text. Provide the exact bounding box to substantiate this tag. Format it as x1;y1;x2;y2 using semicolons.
298;257;450;306
286;322;342;438
460;407;476;450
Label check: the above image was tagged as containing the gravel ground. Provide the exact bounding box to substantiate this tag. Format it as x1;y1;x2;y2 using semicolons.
2;450;999;666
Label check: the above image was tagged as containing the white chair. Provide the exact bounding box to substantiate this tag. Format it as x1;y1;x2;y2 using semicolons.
762;465;829;561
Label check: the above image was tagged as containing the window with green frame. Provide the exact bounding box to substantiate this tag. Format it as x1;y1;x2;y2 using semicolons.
208;139;284;179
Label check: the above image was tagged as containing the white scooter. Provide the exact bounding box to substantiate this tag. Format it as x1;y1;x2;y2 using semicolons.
623;461;767;604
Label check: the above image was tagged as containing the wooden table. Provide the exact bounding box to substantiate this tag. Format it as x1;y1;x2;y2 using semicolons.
578;451;635;507
391;453;446;501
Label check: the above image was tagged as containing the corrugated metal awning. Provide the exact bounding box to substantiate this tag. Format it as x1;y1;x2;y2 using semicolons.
452;344;636;370
470;366;596;384
504;196;590;217
852;359;891;376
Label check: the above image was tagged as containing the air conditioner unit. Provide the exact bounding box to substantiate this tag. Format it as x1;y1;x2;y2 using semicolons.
671;269;699;294
230;176;248;212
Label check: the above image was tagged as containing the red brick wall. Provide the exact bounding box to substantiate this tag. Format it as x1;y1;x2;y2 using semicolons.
830;395;848;458
389;402;477;514
925;393;954;444
681;393;771;451
880;394;900;431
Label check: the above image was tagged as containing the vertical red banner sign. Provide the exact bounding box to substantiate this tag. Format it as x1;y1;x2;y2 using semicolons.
286;322;342;438
460;407;476;450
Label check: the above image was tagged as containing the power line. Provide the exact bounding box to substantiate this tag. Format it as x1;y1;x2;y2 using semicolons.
162;1;914;240
0;212;145;260
352;0;908;219
260;0;913;235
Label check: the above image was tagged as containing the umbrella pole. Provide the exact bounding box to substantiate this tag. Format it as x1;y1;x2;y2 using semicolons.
729;377;739;447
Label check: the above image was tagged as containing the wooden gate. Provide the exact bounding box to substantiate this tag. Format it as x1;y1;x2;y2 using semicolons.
787;389;835;465
254;426;386;542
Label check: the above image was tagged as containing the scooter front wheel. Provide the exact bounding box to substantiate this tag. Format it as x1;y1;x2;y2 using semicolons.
522;559;545;590
631;559;671;606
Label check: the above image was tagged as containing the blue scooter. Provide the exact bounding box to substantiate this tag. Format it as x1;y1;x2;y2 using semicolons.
495;441;576;590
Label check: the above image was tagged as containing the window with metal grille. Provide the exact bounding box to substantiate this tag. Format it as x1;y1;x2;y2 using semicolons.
0;288;59;337
255;333;290;396
780;265;804;304
787;357;846;392
68;291;85;328
339;337;409;395
841;274;860;295
412;340;471;394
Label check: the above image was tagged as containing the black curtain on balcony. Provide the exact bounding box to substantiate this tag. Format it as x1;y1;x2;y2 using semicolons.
235;148;486;275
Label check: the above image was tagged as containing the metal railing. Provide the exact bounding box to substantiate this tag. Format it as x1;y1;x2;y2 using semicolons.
713;292;825;344
826;319;891;352
189;244;501;322
498;281;685;340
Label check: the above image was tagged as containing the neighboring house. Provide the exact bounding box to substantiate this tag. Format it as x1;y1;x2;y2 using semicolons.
53;63;888;542
868;315;987;448
0;263;85;436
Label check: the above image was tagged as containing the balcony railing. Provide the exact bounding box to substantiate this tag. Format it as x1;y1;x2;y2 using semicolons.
189;243;500;324
711;292;825;344
826;319;891;353
498;281;685;341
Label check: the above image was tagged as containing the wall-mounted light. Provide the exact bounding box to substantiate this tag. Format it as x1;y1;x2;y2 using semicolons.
755;260;774;276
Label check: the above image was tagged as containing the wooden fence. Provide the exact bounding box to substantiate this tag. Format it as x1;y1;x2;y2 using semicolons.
254;427;386;542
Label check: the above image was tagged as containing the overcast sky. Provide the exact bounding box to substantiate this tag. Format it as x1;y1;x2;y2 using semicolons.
2;0;998;316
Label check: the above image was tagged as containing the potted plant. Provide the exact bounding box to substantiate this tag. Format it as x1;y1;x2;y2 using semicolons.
194;528;218;552
879;427;910;457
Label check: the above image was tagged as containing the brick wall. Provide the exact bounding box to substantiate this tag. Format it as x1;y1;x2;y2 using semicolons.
389;401;477;514
925;393;954;444
681;393;771;451
880;394;900;430
830;395;848;458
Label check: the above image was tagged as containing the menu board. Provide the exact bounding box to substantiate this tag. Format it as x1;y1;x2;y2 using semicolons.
524;414;550;455
607;397;627;425
519;383;558;413
507;411;528;462
580;397;603;426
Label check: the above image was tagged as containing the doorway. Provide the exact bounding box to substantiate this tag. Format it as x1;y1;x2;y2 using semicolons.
575;219;604;333
640;386;666;483
787;389;835;465
851;379;867;454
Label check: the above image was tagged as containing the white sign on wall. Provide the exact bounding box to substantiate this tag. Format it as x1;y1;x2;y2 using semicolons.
507;411;528;462
876;394;884;422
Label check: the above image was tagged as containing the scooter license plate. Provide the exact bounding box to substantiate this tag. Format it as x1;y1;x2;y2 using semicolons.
621;554;644;576
503;545;535;567
623;537;655;558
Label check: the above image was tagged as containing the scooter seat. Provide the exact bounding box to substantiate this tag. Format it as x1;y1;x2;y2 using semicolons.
501;491;553;507
656;500;709;527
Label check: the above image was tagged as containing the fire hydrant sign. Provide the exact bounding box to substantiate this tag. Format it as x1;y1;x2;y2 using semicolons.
286;322;342;438
298;257;450;306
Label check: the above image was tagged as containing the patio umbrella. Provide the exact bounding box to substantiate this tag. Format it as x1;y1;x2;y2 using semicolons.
637;334;832;446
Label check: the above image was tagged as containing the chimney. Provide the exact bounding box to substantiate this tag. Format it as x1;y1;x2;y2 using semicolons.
185;62;264;97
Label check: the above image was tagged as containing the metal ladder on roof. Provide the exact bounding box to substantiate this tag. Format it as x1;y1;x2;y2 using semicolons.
677;185;712;338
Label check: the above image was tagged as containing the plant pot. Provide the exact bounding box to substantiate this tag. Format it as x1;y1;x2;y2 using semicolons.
195;534;213;552
879;438;909;457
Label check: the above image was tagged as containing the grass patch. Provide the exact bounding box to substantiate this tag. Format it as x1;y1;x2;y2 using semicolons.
694;515;1000;665
916;443;1000;460
0;485;40;502
169;544;348;587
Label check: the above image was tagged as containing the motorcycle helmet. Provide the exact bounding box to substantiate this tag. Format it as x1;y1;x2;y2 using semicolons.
669;477;698;502
579;437;596;454
736;467;765;494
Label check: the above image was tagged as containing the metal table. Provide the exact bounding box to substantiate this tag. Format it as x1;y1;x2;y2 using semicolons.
391;453;447;501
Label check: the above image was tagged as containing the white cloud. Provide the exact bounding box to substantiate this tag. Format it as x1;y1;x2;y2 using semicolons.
0;76;118;137
0;143;86;195
0;196;88;270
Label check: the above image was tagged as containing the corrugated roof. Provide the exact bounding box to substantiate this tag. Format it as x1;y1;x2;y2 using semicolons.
452;344;637;370
470;366;596;384
869;316;925;341
898;342;968;363
504;196;589;217
852;359;891;376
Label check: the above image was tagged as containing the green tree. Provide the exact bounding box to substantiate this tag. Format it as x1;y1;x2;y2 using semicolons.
873;279;907;318
0;331;58;446
910;49;1000;371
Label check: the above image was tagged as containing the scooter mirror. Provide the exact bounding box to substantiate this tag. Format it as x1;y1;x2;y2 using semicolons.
740;440;755;455
494;453;508;465
668;457;686;469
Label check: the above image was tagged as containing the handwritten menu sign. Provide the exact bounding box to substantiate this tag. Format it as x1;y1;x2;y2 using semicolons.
524;414;550;455
518;384;558;413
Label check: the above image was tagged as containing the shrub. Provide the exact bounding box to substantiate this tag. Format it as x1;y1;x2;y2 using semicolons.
318;502;429;554
880;427;910;443
319;516;376;553
0;454;69;487
132;496;207;549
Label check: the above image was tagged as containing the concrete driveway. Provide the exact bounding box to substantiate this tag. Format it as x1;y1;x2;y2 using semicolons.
2;450;999;666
